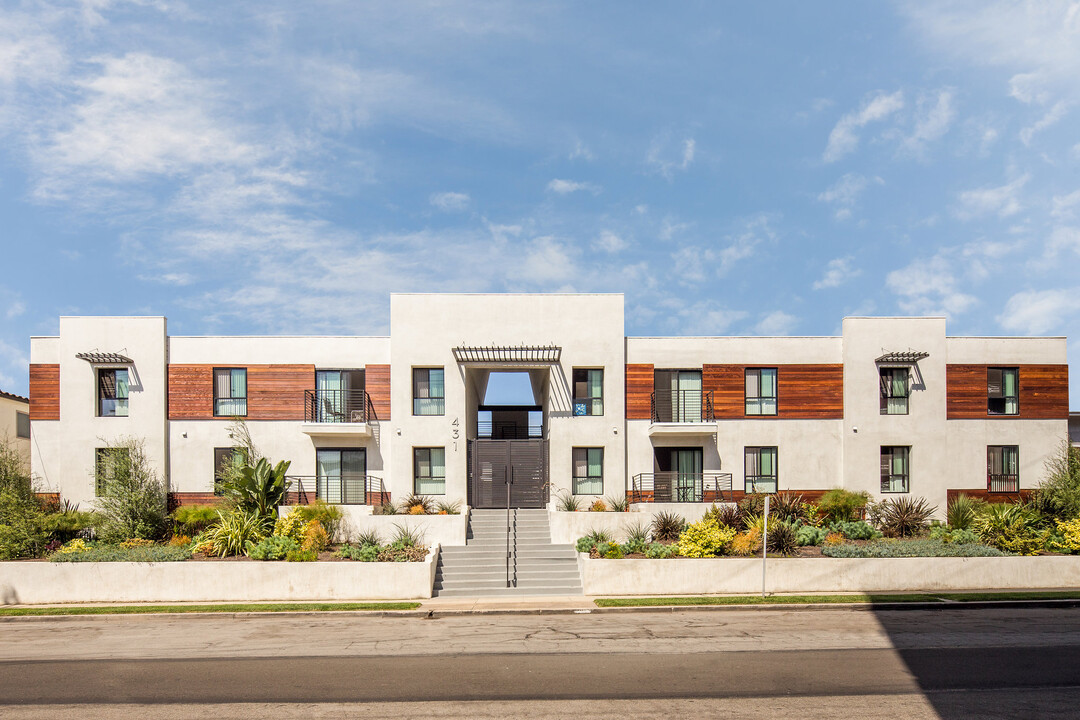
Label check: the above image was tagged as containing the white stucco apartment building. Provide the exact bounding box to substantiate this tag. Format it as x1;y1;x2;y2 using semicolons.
28;294;1069;514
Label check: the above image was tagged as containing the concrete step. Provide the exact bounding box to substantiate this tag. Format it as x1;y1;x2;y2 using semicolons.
434;579;583;592
442;543;576;553
440;549;577;561
432;587;583;598
435;572;581;585
436;562;579;575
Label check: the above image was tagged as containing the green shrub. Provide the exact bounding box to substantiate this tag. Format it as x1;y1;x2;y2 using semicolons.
973;503;1047;555
738;494;766;522
795;525;827;547
222;457;291;532
830;520;882;540
291;501;345;543
621;537;647;555
557;493;581;512
94;438;168;542
285;548;317;562
821;539;1009;558
576;530;611;553
819;488;871;523
0;487;45;560
199;509;266;557
245;535;300;560
677;518;736;558
390;523;425;548
644;542;678;558
338;543;380;561
947;494;985;531
1035;441;1080;521
273;511;306;542
596;541;624;559
929;525;981;545
879;497;936;538
171;505;219;537
50;543;192;562
354;529;382;547
606;495;628;512
651;511;686;543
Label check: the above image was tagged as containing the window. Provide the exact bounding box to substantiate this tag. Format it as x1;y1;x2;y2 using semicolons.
744;446;778;494
573;369;604;416
315;369;366;423
987;445;1019;493
97;368;129;417
988;368;1019;415
745;368;777;416
316;448;367;504
879;367;909;415
653;369;703;422
15;411;29;439
572;447;604;495
414;447;446;495
213;447;244;496
214;368;247;417
413;368;445;416
880;446;910;493
95;446;130;497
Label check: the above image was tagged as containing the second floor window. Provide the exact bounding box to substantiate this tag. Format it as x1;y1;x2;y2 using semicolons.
413;368;445;415
745;368;777;416
573;369;604;416
744;446;778;494
97;368;129;417
879;367;909;415
987;445;1019;492
881;446;910;493
214;368;247;417
572;447;604;495
414;447;446;495
988;367;1018;415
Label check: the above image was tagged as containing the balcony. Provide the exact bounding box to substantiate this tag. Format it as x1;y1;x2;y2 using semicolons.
629;472;733;504
286;474;388;506
988;473;1019;493
649;389;715;435
301;389;373;437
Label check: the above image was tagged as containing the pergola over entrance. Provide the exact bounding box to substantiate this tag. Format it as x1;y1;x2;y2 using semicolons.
452;344;561;364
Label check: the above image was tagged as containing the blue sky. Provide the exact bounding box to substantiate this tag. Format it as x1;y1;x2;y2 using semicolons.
2;1;1080;404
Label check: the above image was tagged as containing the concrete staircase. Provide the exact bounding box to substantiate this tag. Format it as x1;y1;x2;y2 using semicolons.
433;509;583;597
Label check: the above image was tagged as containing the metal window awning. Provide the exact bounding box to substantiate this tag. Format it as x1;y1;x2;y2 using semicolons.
76;352;133;364
452;345;561;364
875;351;929;364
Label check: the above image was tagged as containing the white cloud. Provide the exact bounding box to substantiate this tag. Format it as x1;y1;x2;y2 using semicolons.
754;311;797;336
886;253;978;317
715;215;776;276
823;90;904;163
1052;189;1080;220
594;230;627;253
955;174;1029;220
430;191;470;212
670;300;748;335
899;89;956;157
817;173;883;220
998;288;1076;334
646;135;696;178
569;140;595;161
813;257;861;290
546;178;600;195
1020;100;1070;145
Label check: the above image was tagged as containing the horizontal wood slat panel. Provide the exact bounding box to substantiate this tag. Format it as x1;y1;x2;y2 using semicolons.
29;364;60;420
947;489;1034;505
168;364;314;420
365;364;391;421
704;364;843;419
625;364;653;420
947;364;1068;419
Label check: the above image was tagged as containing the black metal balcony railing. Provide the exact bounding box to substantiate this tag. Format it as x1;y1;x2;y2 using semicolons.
988;473;1020;493
286;474;387;506
650;389;715;423
304;389;372;423
476;420;543;439
744;474;778;494
629;472;733;504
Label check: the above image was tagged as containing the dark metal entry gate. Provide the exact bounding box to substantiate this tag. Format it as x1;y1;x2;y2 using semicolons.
468;439;548;509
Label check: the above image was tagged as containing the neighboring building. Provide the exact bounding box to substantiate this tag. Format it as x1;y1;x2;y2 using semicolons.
28;294;1069;515
0;388;30;469
1070;412;1080;448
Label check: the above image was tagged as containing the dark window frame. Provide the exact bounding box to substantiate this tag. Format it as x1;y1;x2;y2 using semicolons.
744;367;778;416
987;367;1019;416
213;367;248;417
880;446;910;493
96;367;130;418
744;446;778;494
987;445;1020;492
95;446;130;497
572;447;604;495
413;447;446;495
412;368;446;416
572;368;604;417
879;366;910;415
213;446;245;496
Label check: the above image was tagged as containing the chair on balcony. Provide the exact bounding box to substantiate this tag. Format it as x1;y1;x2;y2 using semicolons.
322;398;346;423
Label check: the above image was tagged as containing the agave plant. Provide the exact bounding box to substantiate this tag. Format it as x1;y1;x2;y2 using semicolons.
557;493;582;512
650;511;686;543
879;496;936;538
606;495;629;512
623;521;649;544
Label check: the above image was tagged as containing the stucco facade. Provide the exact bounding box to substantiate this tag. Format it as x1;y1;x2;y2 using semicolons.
0;390;30;470
28;294;1069;515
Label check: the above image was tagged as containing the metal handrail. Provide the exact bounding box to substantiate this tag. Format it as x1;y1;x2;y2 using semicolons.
304;389;372;423
629;472;733;503
506;469;513;588
650;389;715;423
285;474;387;505
988;473;1020;493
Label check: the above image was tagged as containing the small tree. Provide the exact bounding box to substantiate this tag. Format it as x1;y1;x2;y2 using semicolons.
95;437;168;542
222;457;291;533
0;435;44;559
1035;440;1080;521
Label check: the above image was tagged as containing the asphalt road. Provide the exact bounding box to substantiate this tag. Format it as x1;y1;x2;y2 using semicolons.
2;606;1080;718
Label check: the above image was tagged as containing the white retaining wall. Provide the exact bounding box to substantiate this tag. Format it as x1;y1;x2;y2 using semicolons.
0;549;438;604
280;506;469;547
578;555;1080;596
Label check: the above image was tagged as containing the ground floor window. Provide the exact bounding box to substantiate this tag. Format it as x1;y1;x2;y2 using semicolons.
572;447;604;495
744;446;778;494
95;447;130;497
880;446;910;493
987;445;1019;492
414;447;446;495
316;448;366;504
213;447;244;496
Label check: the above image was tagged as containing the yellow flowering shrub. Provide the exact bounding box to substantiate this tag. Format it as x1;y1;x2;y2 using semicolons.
1055;519;1080;553
301;519;328;553
56;539;90;555
677;518;736;558
119;538;156;549
273;511;305;541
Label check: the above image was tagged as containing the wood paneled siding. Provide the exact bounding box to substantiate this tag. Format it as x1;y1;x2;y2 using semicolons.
625;364;654;420
947;364;1068;419
167;364;314;420
704;364;843;419
29;364;60;420
365;364;391;420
